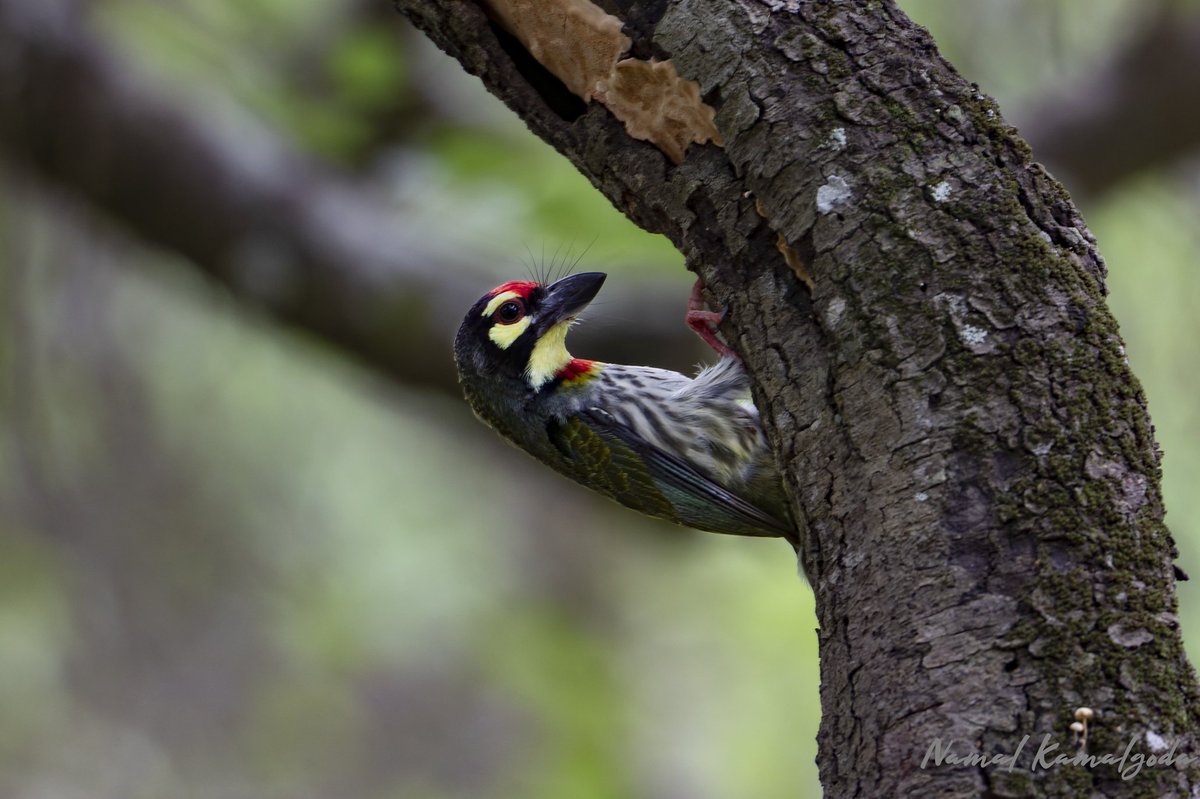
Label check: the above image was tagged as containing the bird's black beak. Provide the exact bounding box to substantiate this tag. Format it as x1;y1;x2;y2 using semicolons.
540;272;606;326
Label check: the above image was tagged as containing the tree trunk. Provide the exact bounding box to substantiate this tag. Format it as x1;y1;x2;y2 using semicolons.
395;1;1200;796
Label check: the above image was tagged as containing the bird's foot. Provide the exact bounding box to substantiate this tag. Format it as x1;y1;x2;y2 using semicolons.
686;277;738;358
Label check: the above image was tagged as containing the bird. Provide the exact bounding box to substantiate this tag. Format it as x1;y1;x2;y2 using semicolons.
453;271;795;546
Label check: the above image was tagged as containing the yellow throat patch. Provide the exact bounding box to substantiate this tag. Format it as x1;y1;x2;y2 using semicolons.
526;319;572;390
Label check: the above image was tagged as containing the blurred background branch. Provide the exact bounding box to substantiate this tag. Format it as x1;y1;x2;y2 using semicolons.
1018;3;1200;200
0;0;708;395
2;1;1199;797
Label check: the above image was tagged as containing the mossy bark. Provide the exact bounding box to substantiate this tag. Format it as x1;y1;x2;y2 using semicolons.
396;1;1200;795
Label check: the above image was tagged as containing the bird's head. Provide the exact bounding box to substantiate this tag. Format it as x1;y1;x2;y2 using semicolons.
454;271;606;392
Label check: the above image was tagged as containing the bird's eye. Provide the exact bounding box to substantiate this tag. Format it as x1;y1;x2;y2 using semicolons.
494;300;525;324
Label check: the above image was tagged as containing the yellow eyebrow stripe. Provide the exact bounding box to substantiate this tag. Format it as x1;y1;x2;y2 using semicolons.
482;290;522;318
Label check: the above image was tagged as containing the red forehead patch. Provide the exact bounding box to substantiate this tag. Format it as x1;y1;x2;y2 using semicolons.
488;281;538;299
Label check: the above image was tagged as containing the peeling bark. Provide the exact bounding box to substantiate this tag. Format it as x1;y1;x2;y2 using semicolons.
396;1;1200;796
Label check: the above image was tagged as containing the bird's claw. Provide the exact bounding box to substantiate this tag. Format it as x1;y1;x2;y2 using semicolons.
686;278;738;359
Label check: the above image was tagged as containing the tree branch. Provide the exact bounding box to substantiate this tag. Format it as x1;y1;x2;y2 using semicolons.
396;1;1198;796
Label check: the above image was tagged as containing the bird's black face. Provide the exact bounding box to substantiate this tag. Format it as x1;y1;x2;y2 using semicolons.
453;272;606;391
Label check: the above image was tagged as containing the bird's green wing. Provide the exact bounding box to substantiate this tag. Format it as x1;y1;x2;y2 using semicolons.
548;412;677;521
549;409;792;539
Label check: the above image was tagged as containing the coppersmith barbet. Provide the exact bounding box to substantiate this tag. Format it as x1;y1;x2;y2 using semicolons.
453;272;795;545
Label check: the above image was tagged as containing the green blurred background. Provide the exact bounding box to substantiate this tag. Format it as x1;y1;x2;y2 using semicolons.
1;1;1198;797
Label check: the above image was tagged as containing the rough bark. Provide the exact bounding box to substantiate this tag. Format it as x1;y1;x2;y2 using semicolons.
395;1;1199;797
